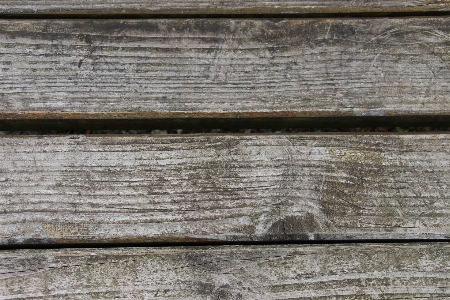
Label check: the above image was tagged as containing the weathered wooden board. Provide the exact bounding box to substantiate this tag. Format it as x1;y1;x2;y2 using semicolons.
1;134;450;245
1;0;450;15
2;18;450;121
1;243;449;299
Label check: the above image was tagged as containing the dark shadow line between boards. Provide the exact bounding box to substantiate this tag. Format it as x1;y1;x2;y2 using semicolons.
3;116;450;133
1;239;449;250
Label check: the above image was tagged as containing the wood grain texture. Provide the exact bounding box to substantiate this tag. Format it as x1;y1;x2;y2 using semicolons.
2;18;450;118
1;0;450;15
1;244;449;299
1;134;450;245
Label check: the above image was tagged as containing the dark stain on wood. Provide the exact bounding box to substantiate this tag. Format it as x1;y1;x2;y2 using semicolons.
267;213;323;236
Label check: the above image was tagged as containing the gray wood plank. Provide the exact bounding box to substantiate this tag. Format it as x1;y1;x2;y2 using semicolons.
2;18;450;120
1;134;450;245
1;243;449;299
0;0;450;15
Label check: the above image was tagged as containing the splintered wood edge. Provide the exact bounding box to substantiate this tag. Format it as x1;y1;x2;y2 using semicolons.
1;134;450;245
1;244;449;298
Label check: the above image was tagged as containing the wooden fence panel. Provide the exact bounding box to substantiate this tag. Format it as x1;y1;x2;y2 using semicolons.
1;244;449;299
2;18;450;124
2;134;450;244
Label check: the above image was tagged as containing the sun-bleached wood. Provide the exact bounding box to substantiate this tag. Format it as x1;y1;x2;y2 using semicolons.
1;134;450;245
2;18;450;119
1;244;449;299
0;0;450;15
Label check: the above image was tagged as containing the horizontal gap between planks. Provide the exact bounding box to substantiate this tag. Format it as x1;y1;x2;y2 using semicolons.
3;128;449;135
2;114;450;132
3;11;450;19
1;239;449;250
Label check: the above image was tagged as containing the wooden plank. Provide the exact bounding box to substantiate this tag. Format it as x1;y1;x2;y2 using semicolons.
1;0;450;15
1;244;449;298
1;134;450;245
2;18;450;121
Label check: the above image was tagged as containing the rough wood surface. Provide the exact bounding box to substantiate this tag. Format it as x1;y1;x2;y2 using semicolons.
2;134;450;245
1;0;450;15
1;243;449;299
2;18;450;119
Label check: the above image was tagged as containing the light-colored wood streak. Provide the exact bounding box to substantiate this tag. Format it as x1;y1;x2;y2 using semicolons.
1;134;450;244
1;244;449;299
2;18;450;117
0;0;450;15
